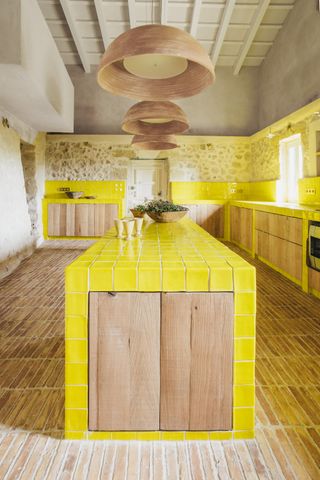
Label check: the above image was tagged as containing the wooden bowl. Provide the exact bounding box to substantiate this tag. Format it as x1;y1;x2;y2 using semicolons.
147;210;188;223
66;191;84;199
130;208;145;218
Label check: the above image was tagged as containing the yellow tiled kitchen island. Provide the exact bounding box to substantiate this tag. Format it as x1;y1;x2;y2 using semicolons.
65;218;256;440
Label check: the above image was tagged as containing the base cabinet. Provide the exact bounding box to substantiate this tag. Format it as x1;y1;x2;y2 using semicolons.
184;204;224;238
230;206;253;250
160;293;233;431
89;293;160;431
48;203;118;237
89;292;234;432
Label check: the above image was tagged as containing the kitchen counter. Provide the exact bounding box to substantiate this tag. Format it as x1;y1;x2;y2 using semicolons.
230;200;320;220
65;218;256;441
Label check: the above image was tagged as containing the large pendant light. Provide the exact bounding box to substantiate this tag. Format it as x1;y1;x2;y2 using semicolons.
132;134;178;150
122;101;189;135
97;24;215;100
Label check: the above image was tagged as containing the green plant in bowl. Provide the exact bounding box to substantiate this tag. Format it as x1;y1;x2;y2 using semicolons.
144;200;188;223
130;204;147;218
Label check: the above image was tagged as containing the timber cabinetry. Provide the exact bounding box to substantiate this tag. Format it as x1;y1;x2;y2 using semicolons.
184;204;224;238
88;292;234;432
255;211;302;282
230;206;253;251
47;203;118;237
160;292;233;431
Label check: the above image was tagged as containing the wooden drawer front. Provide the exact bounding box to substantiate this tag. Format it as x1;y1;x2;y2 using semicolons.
47;203;118;237
256;212;302;245
184;204;224;237
160;292;233;431
230;206;253;250
89;292;160;431
256;231;302;281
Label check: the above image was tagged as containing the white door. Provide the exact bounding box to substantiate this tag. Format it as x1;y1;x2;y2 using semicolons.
128;160;168;211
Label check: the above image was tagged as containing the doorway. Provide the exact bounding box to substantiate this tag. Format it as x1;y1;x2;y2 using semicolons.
127;159;168;211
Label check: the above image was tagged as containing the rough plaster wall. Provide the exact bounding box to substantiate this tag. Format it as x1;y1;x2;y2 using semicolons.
21;142;38;239
0;124;34;278
259;0;320;129
45;139;252;183
251;114;315;181
68;65;259;136
19;133;45;244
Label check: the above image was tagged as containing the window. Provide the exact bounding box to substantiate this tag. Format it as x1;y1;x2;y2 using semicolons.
277;135;303;203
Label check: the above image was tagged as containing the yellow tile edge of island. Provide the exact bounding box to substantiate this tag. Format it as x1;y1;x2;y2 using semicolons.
64;218;256;441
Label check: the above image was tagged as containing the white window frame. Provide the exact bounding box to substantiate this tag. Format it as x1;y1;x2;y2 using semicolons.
277;134;303;203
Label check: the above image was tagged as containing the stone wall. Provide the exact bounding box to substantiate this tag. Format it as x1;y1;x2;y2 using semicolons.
45;137;252;183
251;114;315;181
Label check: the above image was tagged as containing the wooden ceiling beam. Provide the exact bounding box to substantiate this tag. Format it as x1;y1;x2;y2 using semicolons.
190;0;202;38
94;0;109;49
161;0;168;25
128;0;136;29
59;0;90;72
211;0;236;66
233;0;271;75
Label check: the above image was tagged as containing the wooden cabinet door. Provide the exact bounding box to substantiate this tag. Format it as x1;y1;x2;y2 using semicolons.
160;293;234;431
184;204;224;237
47;204;67;236
89;292;160;431
48;203;118;237
230;206;253;250
256;212;302;245
256;230;302;281
93;204;118;236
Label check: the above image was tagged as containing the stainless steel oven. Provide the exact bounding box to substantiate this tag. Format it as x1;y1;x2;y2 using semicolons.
309;221;320;271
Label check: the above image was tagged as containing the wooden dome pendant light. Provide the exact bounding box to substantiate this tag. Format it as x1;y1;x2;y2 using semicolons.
122;101;189;135
132;135;178;150
97;24;215;100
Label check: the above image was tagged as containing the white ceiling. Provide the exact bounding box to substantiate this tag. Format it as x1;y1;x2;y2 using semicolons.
37;0;295;74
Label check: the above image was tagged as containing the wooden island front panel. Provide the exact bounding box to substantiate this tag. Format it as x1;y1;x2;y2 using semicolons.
89;292;160;431
161;292;234;431
88;291;234;432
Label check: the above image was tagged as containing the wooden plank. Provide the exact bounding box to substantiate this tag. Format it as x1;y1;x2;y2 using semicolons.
47;204;67;236
160;293;233;431
256;212;302;245
66;203;75;236
89;292;160;431
160;294;191;430
256;230;302;281
75;204;89;236
230;206;252;249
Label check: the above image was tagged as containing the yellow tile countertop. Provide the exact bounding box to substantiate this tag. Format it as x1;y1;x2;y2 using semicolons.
66;217;256;293
65;218;256;441
230;200;320;220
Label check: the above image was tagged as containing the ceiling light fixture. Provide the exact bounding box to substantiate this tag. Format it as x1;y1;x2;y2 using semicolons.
97;24;215;100
122;101;189;135
131;134;178;150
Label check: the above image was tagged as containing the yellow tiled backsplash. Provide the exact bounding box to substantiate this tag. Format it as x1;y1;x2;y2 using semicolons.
45;180;125;199
171;180;277;202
